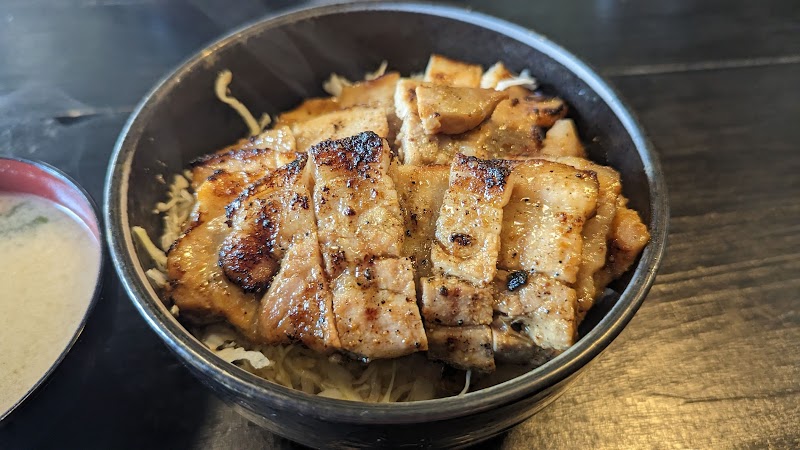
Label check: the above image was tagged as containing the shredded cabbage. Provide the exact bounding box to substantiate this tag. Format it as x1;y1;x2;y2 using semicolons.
214;70;271;136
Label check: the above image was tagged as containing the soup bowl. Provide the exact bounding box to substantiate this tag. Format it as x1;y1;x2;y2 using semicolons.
104;2;668;448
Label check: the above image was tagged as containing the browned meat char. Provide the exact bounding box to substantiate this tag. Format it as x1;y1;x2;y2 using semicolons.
416;85;508;135
256;229;341;353
218;155;311;293
432;154;514;286
426;325;495;372
309;132;405;277
420;275;494;327
331;257;427;359
393;164;450;282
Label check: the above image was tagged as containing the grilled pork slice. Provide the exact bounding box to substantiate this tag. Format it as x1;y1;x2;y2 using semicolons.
498;159;599;284
543;156;622;319
256;230;341;353
416;85;508;135
309;132;405;277
292;106;389;152
169;148;297;340
594;196;650;291
419;275;494;326
393;164;450;280
274;98;340;127
493;272;578;351
190;146;299;190
455;94;564;160
424;54;483;87
426;325;495;372
331;257;427;359
540;119;586;158
214;126;298;156
432;154;514;286
167;215;260;340
394;79;448;165
218;156;312;293
339;72;401;143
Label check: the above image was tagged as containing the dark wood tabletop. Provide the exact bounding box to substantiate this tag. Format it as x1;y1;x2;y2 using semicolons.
1;0;798;448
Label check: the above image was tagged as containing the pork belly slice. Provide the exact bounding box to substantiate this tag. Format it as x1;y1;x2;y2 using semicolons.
167;215;260;340
540;119;586;158
309;132;405;277
394;79;447;165
395;79;494;164
415;85;508;135
419;275;494;327
490;317;556;365
493;272;578;351
542;155;622;319
274;97;341;127
169;160;295;340
214;126;298;156
393;164;450;280
331;257;427;360
292;106;389;152
432;154;514;286
594;196;650;291
339;72;402;143
218;155;312;293
498;159;599;284
190;145;299;190
426;325;495;372
256;230;341;353
424;54;483;87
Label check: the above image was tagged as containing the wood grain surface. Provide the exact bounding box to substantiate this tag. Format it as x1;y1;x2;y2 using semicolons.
0;0;798;448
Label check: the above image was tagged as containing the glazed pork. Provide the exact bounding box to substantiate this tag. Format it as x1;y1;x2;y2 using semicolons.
157;54;650;377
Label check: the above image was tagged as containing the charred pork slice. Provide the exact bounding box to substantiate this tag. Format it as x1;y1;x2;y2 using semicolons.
292;106;389;152
594;196;650;292
423;54;483;87
331;257;427;360
432;154;514;286
339;72;401;143
168;215;260;340
426;325;494;372
190;145;299;190
168;147;301;340
493;272;578;351
498;159;599;284
415;85;508;135
419;275;493;327
542;156;622;319
256;230;340;353
393;164;450;280
394;79;448;165
309;132;405;277
218;155;312;293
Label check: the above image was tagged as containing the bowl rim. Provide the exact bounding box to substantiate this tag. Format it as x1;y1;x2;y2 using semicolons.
0;156;105;422
104;1;668;424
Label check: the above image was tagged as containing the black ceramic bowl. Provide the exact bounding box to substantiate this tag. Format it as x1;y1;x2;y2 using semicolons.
105;2;668;448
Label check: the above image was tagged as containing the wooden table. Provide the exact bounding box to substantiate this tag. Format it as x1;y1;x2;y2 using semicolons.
1;1;798;448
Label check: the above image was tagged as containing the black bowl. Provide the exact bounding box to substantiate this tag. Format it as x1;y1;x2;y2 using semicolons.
104;2;668;448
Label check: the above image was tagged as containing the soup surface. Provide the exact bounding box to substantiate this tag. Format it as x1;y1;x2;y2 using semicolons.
0;193;101;416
